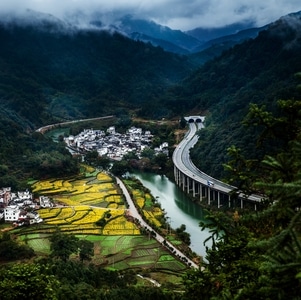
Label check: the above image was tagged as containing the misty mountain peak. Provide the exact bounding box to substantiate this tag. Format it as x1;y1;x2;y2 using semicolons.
0;9;74;33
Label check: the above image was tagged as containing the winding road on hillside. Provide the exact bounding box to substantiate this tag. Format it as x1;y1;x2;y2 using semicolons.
173;121;262;203
35;115;115;134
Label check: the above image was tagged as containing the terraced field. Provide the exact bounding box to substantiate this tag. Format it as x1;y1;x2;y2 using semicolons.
17;232;188;272
13;168;187;274
31;171;122;208
124;179;165;230
11;168;190;281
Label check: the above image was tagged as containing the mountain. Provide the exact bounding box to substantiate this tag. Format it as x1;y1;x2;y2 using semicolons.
15;11;265;58
0;17;197;126
0;10;301;185
188;26;266;65
172;12;301;179
193;26;266;52
105;15;267;60
0;14;197;185
104;16;263;56
129;32;192;54
102;14;203;54
186;21;256;42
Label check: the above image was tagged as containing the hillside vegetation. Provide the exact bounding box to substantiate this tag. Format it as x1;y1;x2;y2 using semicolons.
1;13;301;183
1;10;301;299
0;20;196;186
0;21;195;125
178;13;301;179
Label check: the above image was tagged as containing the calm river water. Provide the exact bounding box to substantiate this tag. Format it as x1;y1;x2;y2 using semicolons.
131;172;210;257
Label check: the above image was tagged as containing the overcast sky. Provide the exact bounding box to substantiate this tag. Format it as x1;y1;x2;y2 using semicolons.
1;0;301;30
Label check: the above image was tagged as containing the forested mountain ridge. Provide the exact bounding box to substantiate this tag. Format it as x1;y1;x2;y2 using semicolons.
0;18;195;187
1;10;301;187
1;10;301;299
175;12;301;179
181;13;301;299
0;17;197;128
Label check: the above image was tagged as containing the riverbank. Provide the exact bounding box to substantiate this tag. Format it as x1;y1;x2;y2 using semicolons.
116;177;199;269
131;171;210;258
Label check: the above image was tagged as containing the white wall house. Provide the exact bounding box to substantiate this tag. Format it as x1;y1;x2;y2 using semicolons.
4;206;21;221
17;190;32;201
39;196;53;208
107;126;116;134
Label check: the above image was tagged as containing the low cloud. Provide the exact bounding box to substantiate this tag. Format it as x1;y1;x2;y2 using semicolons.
0;0;300;30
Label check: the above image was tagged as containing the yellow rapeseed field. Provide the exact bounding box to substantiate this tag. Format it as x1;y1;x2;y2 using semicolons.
143;211;162;228
38;207;62;219
33;172;123;208
33;172;164;237
97;172;112;181
103;215;140;235
38;205;140;235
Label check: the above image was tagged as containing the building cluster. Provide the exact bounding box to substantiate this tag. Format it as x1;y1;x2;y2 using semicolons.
0;187;44;226
64;126;169;160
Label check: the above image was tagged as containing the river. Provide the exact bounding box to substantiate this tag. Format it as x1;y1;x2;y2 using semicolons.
45;128;210;258
131;172;210;258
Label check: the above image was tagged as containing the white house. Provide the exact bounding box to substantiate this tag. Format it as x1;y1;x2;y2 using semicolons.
17;190;32;201
39;196;53;208
107;126;116;134
4;206;21;222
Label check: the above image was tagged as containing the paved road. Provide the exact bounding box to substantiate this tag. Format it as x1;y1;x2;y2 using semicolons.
116;177;199;269
172;122;262;203
36;115;115;134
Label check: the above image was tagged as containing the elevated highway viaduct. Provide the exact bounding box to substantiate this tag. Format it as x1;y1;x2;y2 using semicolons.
172;117;262;210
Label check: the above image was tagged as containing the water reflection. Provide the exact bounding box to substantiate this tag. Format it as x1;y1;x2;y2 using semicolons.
131;172;210;257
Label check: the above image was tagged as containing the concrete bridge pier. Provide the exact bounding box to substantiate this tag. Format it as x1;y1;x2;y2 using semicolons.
186;174;190;193
208;187;211;205
192;180;197;197
199;183;203;202
182;174;187;192
202;185;205;200
174;167;179;185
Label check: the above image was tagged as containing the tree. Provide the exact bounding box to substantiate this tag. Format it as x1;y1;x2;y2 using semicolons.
97;156;111;170
175;224;191;245
0;233;35;261
141;148;155;160
110;160;129;176
0;263;59;300
78;239;94;262
180;116;186;129
183;94;301;299
50;230;79;262
85;150;99;166
154;153;168;169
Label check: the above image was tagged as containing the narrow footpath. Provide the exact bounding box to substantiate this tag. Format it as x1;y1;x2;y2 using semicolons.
116;177;199;269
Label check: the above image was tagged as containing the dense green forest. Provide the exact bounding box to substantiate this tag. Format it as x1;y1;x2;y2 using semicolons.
0;21;196;125
185;15;301;179
1;11;301;299
1;14;301;182
0;231;181;299
0;20;196;186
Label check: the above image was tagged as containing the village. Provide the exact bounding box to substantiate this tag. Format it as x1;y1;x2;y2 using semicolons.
0;187;51;226
64;126;169;160
0;126;169;227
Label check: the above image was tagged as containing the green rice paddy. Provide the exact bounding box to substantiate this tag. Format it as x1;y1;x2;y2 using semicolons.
10;167;191;285
16;232;189;273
